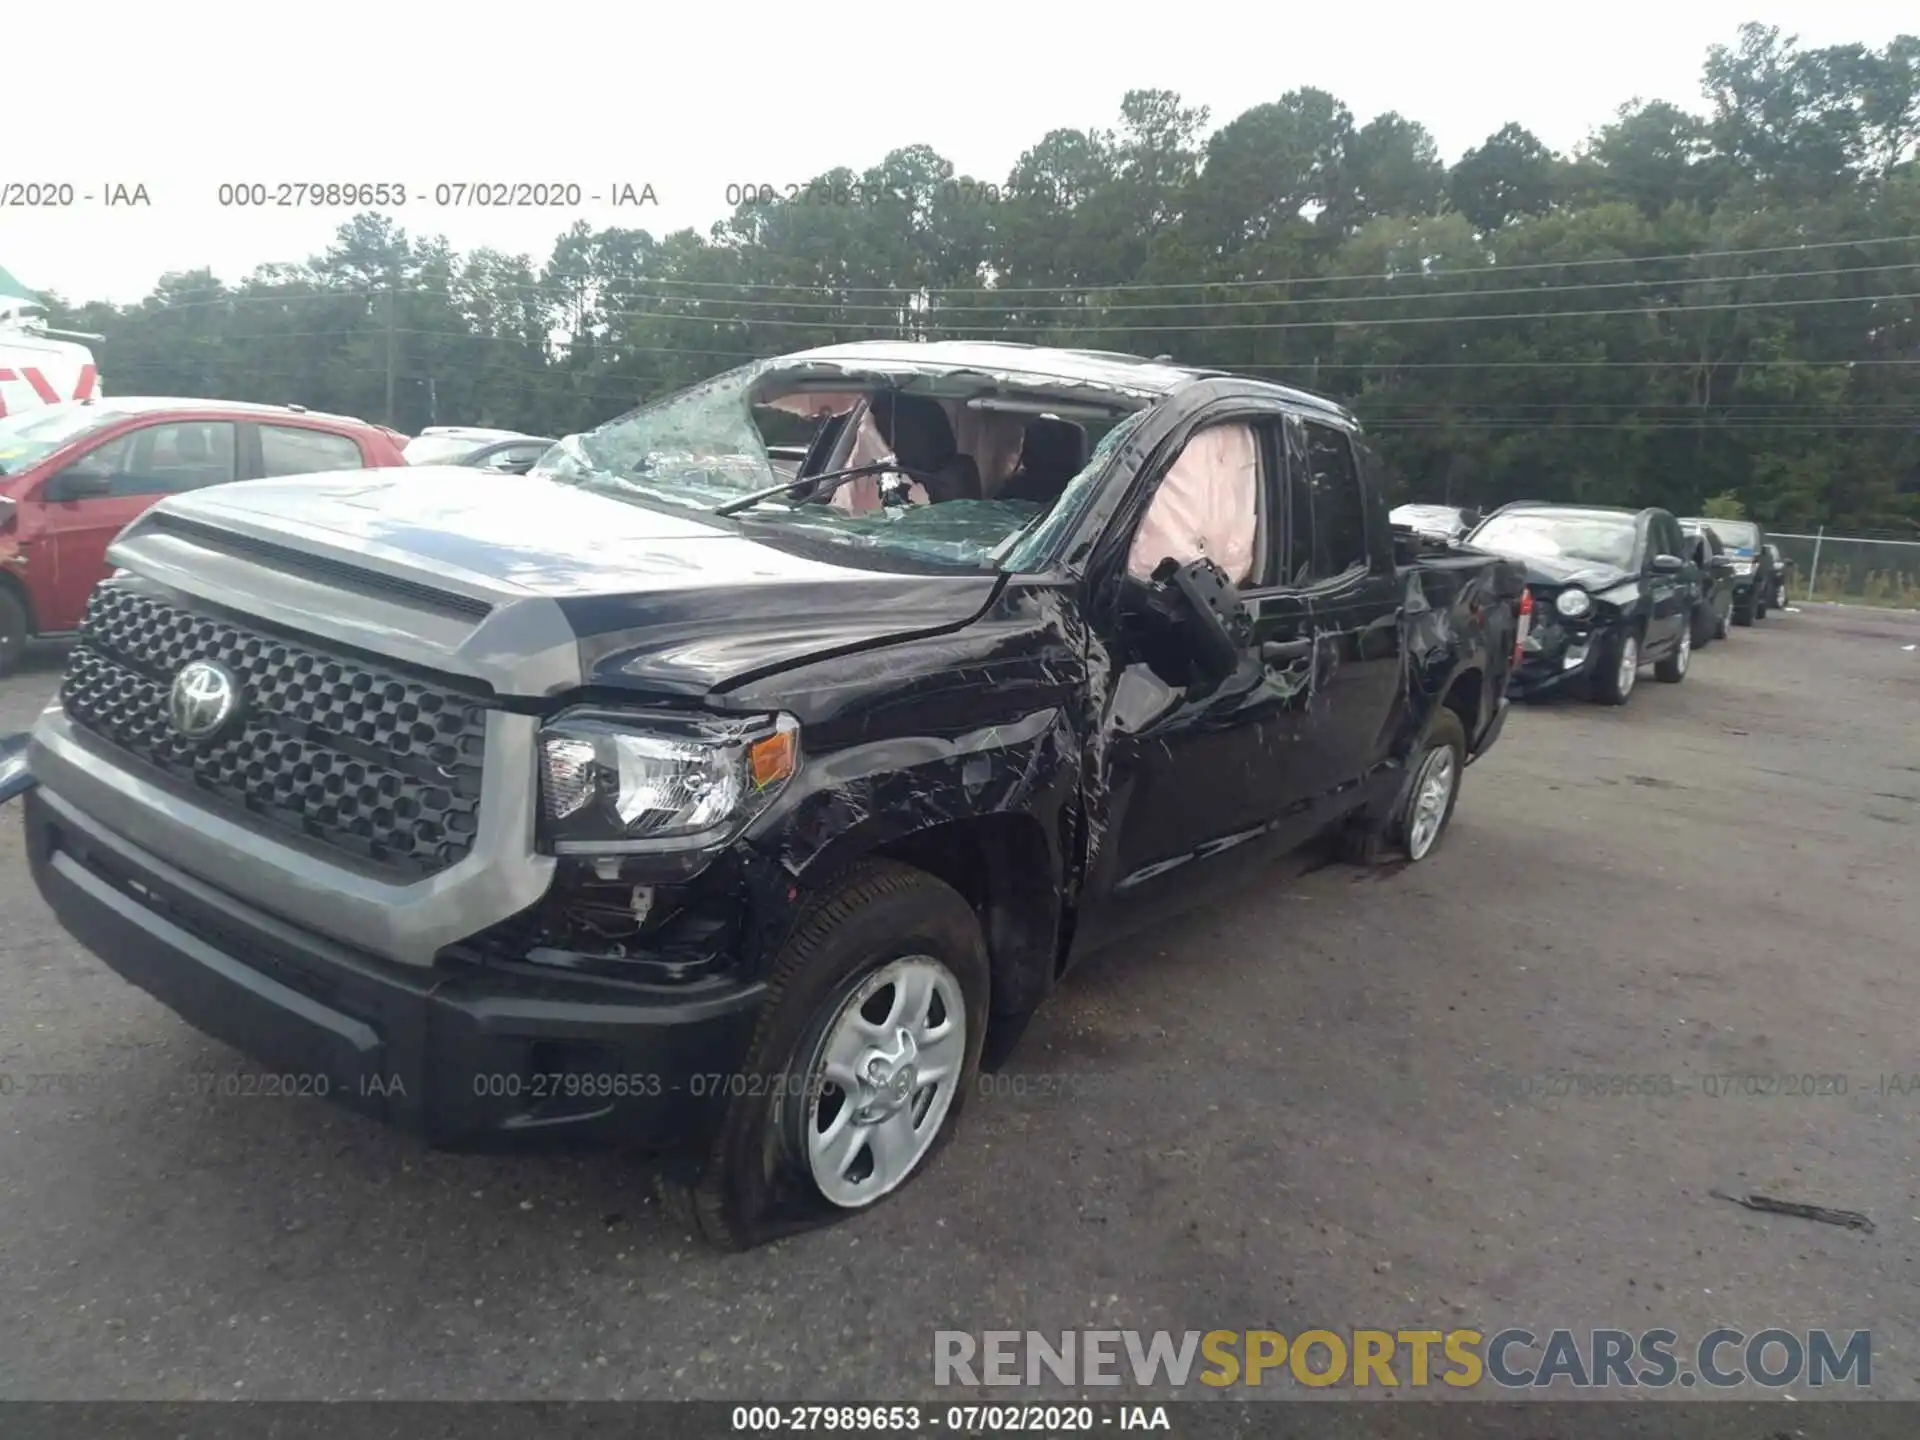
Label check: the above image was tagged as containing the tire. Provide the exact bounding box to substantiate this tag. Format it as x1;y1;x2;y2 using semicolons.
1590;627;1640;706
1690;603;1715;649
1754;591;1768;620
1733;597;1755;627
660;859;989;1251
1655;620;1691;683
1392;708;1468;862
0;587;27;679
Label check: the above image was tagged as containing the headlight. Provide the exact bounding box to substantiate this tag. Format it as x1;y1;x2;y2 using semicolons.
1732;559;1754;574
538;710;799;854
1555;588;1593;619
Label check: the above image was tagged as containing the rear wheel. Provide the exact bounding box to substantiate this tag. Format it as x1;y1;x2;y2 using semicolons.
1590;628;1639;706
1691;602;1715;649
1337;708;1469;865
660;860;989;1251
1397;710;1467;861
0;588;27;679
1655;621;1691;683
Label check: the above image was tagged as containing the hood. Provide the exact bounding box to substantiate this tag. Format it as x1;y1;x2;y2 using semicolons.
1478;549;1633;592
119;468;1005;698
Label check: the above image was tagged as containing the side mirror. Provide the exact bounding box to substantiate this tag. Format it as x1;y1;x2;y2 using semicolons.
45;465;113;502
1650;553;1686;574
1139;556;1252;686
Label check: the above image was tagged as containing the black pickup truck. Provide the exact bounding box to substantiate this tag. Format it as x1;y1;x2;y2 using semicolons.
0;341;1523;1248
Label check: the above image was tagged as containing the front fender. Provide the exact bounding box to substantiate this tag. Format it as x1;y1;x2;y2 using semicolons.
766;705;1076;885
0;732;34;805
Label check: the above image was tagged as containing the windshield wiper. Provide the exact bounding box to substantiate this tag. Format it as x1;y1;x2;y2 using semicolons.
710;460;925;518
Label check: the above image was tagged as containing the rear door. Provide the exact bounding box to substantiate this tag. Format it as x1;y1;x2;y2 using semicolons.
246;421;377;479
39;418;238;629
1289;415;1404;818
1645;512;1689;654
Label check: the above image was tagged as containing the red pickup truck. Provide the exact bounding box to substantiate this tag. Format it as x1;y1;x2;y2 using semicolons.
0;397;407;675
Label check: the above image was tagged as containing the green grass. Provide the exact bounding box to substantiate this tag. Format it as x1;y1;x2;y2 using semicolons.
1793;566;1920;608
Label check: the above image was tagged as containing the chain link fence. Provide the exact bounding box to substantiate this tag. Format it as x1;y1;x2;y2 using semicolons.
1771;531;1920;607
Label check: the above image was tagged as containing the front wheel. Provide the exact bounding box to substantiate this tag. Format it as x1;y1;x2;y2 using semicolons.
1590;628;1640;706
662;860;989;1250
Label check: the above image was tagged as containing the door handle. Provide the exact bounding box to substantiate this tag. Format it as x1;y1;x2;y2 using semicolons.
1261;638;1313;664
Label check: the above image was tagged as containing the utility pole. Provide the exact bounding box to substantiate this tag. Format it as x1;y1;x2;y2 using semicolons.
382;286;398;428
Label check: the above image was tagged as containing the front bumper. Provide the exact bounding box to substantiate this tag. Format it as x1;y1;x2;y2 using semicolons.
1509;615;1604;696
24;784;767;1150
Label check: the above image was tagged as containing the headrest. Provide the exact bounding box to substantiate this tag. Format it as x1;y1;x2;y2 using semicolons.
875;394;957;469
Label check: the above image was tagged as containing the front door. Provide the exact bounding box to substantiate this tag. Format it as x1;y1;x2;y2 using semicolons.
1075;414;1326;953
1643;513;1690;656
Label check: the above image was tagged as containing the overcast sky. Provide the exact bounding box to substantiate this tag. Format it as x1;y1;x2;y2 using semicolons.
6;0;1908;306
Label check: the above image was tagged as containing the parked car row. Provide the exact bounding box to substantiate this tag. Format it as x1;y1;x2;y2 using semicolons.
1390;499;1786;709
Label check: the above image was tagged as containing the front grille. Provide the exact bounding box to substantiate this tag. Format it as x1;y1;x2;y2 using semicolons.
62;583;488;878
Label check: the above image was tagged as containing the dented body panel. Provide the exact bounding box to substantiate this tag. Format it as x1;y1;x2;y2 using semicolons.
9;342;1522;1153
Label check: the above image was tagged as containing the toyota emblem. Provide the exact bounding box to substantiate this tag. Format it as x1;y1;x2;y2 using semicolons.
168;660;241;741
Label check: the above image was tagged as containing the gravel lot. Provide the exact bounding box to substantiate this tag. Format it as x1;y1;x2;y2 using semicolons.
2;603;1917;1401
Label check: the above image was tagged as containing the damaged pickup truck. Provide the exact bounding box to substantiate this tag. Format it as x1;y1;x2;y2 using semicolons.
0;341;1525;1248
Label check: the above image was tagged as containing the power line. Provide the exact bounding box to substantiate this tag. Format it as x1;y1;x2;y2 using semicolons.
507;287;1920;335
567;233;1920;297
548;259;1920;318
102;359;1920;427
54;235;1920;315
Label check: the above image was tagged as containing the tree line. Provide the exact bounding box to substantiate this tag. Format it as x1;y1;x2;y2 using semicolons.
37;23;1920;534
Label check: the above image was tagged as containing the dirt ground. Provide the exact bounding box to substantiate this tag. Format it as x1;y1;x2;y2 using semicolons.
1;603;1916;1402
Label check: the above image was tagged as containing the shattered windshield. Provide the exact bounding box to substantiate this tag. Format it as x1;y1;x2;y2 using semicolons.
998;411;1146;570
537;362;780;510
535;359;1143;572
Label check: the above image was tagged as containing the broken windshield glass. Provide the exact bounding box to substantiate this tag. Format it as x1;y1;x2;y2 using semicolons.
997;411;1147;571
535;355;1151;572
537;360;784;511
744;497;1048;567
